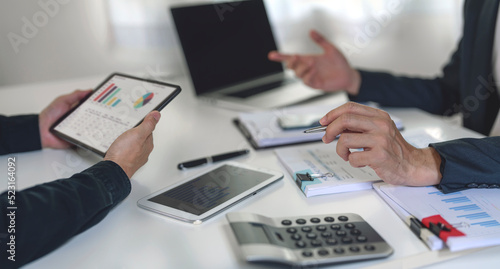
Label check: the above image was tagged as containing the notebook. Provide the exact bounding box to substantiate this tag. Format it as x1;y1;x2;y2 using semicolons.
374;183;500;252
234;102;404;149
170;0;324;111
275;130;440;197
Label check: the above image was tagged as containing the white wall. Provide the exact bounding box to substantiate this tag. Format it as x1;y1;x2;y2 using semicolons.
0;0;463;88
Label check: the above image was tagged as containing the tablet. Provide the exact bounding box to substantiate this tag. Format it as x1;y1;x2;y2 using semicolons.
50;73;181;156
137;162;283;224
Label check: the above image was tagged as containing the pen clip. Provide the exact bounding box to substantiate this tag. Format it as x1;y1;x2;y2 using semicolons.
421;215;467;241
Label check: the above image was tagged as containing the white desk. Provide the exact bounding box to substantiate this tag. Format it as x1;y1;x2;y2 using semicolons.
0;75;498;269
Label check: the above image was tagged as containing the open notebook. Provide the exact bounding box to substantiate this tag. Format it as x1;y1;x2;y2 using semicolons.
275;130;441;197
234;102;403;149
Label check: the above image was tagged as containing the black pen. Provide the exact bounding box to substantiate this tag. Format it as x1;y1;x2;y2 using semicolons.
177;149;250;170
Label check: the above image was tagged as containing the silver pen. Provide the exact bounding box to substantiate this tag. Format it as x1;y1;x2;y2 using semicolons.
303;125;327;133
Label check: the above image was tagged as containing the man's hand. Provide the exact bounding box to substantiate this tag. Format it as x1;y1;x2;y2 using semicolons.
39;90;92;149
104;111;161;178
320;102;442;186
268;30;361;95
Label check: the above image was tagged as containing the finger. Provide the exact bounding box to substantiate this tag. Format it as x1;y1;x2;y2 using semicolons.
310;30;338;54
347;150;379;168
336;133;377;160
320;102;387;126
268;51;292;62
143;134;155;154
63;89;93;105
322;114;376;143
295;59;314;78
137;111;161;138
286;55;300;70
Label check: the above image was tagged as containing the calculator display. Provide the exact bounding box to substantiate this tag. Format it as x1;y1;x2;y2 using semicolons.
149;165;273;216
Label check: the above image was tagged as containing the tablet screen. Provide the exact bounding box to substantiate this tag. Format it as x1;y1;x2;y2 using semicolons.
52;74;180;155
148;164;273;216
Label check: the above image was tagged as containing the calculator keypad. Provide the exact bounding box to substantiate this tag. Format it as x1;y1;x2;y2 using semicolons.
227;212;393;266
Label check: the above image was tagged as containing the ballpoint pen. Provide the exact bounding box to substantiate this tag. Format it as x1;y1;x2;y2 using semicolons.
177;149;250;170
303;125;327;133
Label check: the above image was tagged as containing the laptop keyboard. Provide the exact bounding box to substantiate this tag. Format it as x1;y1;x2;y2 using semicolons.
225;79;293;99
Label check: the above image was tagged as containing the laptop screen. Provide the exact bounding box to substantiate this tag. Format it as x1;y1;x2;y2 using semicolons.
171;0;283;95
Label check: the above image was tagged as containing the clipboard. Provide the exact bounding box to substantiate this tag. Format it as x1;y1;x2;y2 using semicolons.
233;118;323;150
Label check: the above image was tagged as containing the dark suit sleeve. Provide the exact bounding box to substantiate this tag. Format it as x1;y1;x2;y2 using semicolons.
430;137;500;193
350;41;462;116
0;115;42;155
0;160;131;269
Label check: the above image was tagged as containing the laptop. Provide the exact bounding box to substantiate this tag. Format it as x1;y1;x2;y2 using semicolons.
170;0;324;110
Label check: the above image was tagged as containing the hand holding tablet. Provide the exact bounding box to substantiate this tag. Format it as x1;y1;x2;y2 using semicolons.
50;73;181;156
49;74;283;225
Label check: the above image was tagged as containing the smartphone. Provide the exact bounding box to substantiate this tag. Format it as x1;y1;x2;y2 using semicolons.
50;73;181;156
278;114;323;130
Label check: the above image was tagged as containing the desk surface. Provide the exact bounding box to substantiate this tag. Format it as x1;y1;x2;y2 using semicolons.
0;75;497;269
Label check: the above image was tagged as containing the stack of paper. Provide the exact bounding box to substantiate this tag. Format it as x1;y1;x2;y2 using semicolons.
275;130;441;197
275;143;381;197
375;183;500;251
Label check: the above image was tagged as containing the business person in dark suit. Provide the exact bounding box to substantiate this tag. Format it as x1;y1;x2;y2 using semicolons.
0;90;161;268
269;0;500;193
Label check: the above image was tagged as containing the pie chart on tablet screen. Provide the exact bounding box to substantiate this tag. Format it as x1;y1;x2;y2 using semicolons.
134;93;154;109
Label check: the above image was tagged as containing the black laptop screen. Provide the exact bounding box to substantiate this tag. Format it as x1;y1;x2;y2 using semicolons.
171;0;283;95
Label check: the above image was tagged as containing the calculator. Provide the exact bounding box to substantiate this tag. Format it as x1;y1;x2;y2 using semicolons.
226;212;393;267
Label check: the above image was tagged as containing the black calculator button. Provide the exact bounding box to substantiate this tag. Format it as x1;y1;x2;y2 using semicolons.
321;232;332;238
333;247;345;254
296;219;307;225
336;230;347;237
324;216;334;222
306;233;318;239
338;216;349;222
350;229;361;235
341;237;353;244
356;235;367;242
365;245;376;251
310;240;322;247
301;226;312;233
296;241;307;248
281;220;292;226
316;225;327;232
345;223;355;229
310;217;321;223
330;224;341;230
291;234;302;241
326;238;338;245
302;251;313;257
318;249;329;256
349;246;360;252
286;228;297;234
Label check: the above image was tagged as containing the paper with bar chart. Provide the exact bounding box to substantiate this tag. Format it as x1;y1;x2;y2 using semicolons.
378;184;500;251
53;74;178;154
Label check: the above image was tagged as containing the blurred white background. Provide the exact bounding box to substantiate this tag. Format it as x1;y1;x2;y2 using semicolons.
0;0;463;88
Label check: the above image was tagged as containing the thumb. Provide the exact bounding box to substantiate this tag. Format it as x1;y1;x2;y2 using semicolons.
310;30;337;54
137;111;161;138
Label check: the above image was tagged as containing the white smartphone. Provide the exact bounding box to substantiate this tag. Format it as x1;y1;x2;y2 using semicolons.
278;114;323;130
137;162;283;224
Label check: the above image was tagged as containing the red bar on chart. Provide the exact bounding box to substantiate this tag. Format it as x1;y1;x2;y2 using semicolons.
94;83;115;102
